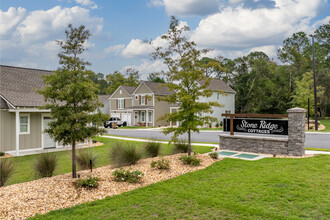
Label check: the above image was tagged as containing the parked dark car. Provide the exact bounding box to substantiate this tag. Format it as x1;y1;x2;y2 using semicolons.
104;117;127;128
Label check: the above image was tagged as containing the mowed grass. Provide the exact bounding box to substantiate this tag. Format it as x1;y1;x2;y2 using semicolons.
306;119;330;132
3;137;213;186
32;155;330;219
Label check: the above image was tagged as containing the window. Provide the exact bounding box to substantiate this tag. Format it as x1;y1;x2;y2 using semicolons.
20;114;30;134
119;89;122;94
141;96;146;105
118;99;124;109
148;111;152;123
141;111;145;122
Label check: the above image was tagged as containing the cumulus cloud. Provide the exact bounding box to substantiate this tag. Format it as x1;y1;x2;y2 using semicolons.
0;6;103;69
191;0;325;50
147;0;164;7
104;44;125;54
74;0;98;9
122;60;168;79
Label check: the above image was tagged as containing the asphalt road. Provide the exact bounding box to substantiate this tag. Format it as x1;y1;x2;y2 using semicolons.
106;129;330;149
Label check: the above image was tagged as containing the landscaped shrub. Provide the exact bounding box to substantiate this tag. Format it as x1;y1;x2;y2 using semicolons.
215;122;219;128
0;159;14;187
109;143;142;166
208;123;212;128
173;140;189;154
179;155;201;166
144;141;161;157
35;153;57;177
76;176;99;189
0;152;5;157
76;149;98;170
112;168;144;183
208;152;219;159
151;159;170;170
220;121;223;127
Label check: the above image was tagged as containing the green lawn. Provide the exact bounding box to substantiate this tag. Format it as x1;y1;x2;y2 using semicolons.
3;137;212;186
306;119;330;132
305;147;330;152
199;127;223;131
32;155;330;219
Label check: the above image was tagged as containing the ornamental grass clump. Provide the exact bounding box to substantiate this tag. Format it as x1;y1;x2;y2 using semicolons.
173;139;189;154
112;168;144;183
179;155;201;166
76;176;99;189
150;159;170;170
35;153;57;177
109;142;142;166
76;149;98;170
0;159;14;187
144;141;161;157
208;152;219;159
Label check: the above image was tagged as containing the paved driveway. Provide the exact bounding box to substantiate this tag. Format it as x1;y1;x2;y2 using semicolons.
106;129;330;149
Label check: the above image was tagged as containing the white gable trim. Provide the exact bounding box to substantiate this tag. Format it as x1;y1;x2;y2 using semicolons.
132;81;153;95
0;94;16;109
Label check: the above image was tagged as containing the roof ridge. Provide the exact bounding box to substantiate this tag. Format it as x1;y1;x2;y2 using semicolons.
0;65;54;73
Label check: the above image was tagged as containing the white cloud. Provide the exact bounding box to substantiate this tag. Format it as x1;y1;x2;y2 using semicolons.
191;0;325;50
74;0;98;9
0;6;103;69
104;44;125;54
248;45;278;59
147;0;164;7
122;60;168;79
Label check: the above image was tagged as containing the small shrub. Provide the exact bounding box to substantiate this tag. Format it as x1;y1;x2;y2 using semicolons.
208;152;219;159
76;149;98;170
208;123;212;128
151;159;170;170
76;176;99;189
179;155;201;166
112;168;144;183
215;122;219;128
110;143;142;166
35;153;57;177
173;140;189;154
0;152;5;157
144;141;161;157
0;159;15;187
220;121;223;127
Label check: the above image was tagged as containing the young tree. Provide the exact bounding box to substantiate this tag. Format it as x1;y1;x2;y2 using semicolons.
106;68;140;94
151;16;220;155
39;24;108;178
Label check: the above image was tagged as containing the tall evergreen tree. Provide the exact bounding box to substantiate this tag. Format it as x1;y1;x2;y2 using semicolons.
38;24;107;178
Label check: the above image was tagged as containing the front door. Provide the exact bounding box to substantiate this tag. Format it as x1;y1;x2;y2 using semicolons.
134;111;139;125
42;117;56;149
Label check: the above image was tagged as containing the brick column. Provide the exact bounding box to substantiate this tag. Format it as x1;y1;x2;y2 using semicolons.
287;107;306;156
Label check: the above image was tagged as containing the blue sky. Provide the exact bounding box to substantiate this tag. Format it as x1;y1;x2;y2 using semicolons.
1;0;329;79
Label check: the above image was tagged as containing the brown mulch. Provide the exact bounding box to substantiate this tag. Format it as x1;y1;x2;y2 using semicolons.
0;154;221;220
0;154;14;159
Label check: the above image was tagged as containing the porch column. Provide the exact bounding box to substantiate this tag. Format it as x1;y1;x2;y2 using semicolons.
146;110;148;127
152;110;155;127
15;111;20;156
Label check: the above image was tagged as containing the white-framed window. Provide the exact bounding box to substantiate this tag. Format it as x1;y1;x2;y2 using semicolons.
119;89;122;94
141;95;146;105
141;111;145;122
148;111;152;123
118;99;124;109
20;113;30;134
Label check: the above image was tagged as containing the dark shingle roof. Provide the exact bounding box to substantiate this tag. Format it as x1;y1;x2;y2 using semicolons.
98;95;111;103
0;65;53;107
198;78;236;94
121;85;136;95
143;81;173;95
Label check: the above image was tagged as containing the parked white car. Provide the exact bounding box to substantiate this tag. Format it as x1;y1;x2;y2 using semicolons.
104;117;127;128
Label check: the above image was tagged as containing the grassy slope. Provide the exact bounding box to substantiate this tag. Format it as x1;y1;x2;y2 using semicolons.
4;137;212;186
32;155;330;219
306;119;330;132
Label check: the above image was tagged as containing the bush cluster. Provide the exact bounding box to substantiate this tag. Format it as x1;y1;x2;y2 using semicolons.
0;159;15;187
76;149;98;170
110;143;142;166
151;159;170;170
144;141;161;157
76;176;99;189
173;140;189;154
35;153;57;177
208;152;219;159
179;155;201;166
0;152;5;157
112;168;144;183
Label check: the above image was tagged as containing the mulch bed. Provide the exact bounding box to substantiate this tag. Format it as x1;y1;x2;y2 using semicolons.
0;154;221;220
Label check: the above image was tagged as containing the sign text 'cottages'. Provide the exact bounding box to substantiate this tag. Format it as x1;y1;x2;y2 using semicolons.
223;118;288;135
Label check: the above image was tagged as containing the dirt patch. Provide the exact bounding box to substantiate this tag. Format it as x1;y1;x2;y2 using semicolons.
305;123;325;131
0;154;14;159
0;154;221;220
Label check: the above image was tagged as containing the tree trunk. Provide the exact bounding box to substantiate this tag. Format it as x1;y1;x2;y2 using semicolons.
72;141;77;178
188;129;191;156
